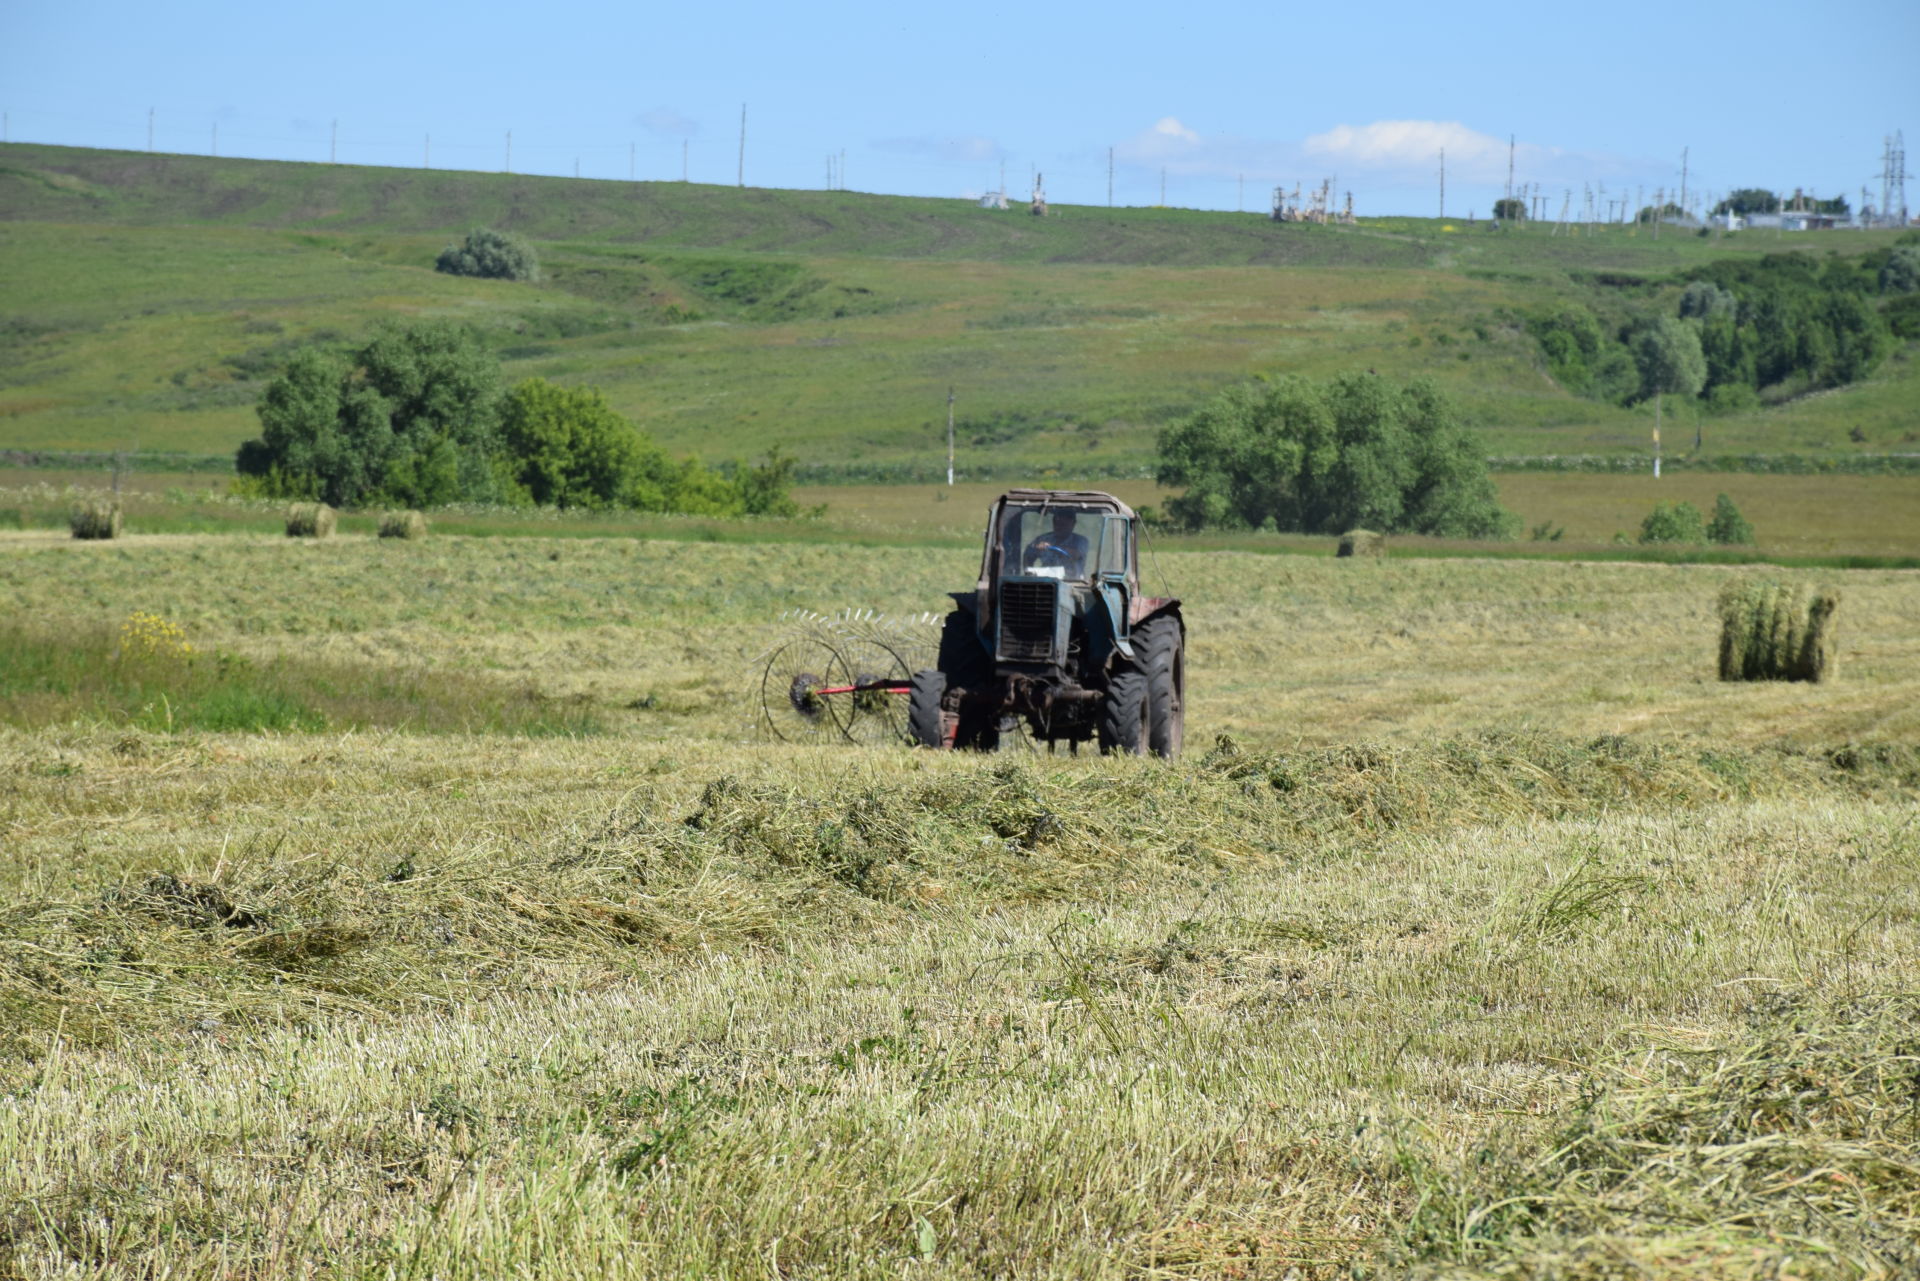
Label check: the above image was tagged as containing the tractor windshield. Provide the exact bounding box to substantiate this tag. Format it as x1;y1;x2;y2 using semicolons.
996;506;1117;581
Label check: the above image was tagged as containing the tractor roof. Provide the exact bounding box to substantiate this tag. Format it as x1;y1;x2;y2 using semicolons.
994;489;1135;519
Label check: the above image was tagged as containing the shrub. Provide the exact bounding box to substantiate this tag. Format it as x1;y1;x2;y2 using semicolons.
1718;579;1839;681
1704;493;1754;545
436;228;539;282
1638;501;1704;544
1156;373;1514;537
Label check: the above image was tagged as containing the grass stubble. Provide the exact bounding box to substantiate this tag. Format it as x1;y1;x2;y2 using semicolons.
0;532;1916;1278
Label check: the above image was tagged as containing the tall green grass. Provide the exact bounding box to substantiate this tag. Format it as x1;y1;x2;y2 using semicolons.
0;620;600;736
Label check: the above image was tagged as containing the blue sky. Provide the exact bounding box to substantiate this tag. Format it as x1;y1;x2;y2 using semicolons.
5;0;1916;218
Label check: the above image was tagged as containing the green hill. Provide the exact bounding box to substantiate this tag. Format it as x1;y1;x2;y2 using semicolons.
3;142;1914;476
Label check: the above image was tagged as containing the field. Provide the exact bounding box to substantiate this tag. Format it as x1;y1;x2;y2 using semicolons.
2;528;1917;1278
5;143;1918;475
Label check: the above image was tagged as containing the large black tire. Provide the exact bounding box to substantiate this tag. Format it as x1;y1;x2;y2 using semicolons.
1098;669;1149;755
907;669;951;748
1136;614;1184;759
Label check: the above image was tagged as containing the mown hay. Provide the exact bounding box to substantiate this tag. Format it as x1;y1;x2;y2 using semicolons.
67;500;122;540
1392;991;1920;1279
1718;578;1840;682
1338;528;1384;558
284;502;337;539
378;509;428;540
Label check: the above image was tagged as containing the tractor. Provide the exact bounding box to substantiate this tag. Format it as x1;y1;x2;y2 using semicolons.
909;489;1184;757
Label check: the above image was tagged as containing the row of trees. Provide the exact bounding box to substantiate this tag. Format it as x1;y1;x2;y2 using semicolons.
1155;373;1514;537
1528;240;1918;420
235;323;799;516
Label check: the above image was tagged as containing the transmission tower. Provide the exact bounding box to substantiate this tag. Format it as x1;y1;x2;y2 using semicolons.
1883;131;1908;227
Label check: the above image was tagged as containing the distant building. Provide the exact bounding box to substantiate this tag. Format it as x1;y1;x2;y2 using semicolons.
977;192;1008;210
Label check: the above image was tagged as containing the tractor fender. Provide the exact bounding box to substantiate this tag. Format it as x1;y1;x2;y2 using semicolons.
1129;596;1183;629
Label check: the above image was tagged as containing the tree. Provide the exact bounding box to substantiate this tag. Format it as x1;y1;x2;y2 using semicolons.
239;323;505;508
1156;373;1514;538
1880;245;1920;295
1633;316;1707;451
1678;281;1736;321
1636;203;1687;224
1705;494;1755;545
1712;188;1779;217
1492;197;1526;222
435;227;539;281
497;379;645;509
1639;501;1705;545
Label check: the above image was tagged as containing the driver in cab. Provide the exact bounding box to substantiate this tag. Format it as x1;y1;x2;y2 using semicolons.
1023;509;1089;578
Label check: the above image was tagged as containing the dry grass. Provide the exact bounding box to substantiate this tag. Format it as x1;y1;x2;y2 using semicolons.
0;530;1915;1278
66;499;120;540
378;509;428;540
1339;529;1386;558
284;502;336;538
1720;578;1843;683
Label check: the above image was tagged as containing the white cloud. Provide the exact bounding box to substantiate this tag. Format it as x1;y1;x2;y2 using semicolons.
1305;120;1513;173
634;108;697;138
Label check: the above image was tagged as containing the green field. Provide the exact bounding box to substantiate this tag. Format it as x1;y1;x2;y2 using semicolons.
5;143;1916;475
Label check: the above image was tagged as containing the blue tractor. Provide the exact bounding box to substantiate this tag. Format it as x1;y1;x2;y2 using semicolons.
908;489;1184;756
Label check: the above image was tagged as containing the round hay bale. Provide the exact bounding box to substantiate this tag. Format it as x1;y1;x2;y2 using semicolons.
378;509;429;540
285;502;337;539
69;500;123;540
1337;529;1384;558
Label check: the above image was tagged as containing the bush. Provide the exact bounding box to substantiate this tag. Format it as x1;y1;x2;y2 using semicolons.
1884;293;1920;340
1638;501;1704;544
1704;493;1755;545
436;228;538;282
1156;373;1514;538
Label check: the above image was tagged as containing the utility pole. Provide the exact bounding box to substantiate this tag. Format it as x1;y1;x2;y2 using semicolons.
1679;146;1689;216
330;119;337;164
1107;147;1113;206
840;148;846;190
737;103;746;187
1438;147;1445;218
946;387;956;486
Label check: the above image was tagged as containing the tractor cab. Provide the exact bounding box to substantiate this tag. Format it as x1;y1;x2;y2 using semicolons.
973;489;1142;675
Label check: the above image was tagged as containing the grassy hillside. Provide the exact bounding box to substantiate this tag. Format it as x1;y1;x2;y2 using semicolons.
3;143;1915;475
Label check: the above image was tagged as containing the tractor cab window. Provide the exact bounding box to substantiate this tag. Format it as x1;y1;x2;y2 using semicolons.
998;506;1110;581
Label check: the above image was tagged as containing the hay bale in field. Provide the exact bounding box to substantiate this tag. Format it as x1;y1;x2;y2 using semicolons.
1718;578;1840;683
68;500;123;540
284;502;337;539
1337;529;1384;558
377;509;428;540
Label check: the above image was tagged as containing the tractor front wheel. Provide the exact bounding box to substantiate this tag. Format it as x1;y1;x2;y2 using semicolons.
907;669;952;748
1098;669;1149;755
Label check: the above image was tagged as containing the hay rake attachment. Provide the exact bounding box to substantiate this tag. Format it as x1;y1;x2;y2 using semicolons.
757;610;941;745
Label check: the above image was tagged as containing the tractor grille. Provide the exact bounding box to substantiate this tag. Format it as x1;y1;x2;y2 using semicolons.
999;581;1057;661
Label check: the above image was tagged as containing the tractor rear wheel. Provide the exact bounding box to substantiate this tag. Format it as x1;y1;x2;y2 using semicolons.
907;669;952;748
1098;669;1149;755
1136;615;1184;759
934;610;1000;751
